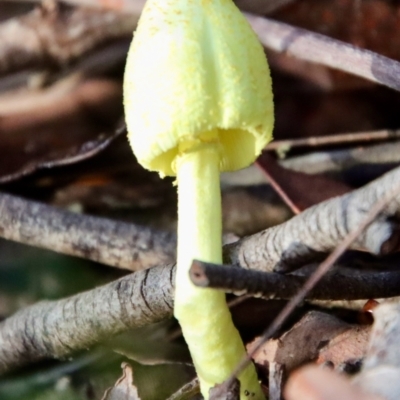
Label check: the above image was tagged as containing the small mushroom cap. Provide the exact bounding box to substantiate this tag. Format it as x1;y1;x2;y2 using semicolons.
124;0;274;177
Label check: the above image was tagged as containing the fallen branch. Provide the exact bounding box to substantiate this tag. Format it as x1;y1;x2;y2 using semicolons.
0;263;174;374
1;166;400;274
224;165;400;273
0;192;177;271
226;179;400;384
246;13;400;92
2;168;400;373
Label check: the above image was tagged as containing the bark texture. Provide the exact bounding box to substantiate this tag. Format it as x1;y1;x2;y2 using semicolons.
225;166;400;273
0;264;175;374
0;192;176;271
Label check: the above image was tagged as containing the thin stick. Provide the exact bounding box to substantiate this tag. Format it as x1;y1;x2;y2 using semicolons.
265;130;400;151
246;14;400;92
226;182;400;384
256;158;301;214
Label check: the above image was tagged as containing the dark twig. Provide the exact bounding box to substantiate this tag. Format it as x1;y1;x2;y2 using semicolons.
190;260;400;301
0;264;175;374
265;130;400;152
0;192;176;271
225;181;400;386
246;13;400;91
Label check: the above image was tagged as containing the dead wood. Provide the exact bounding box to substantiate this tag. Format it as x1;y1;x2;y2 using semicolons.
1;166;400;273
266;130;400;152
2;2;400;94
0;192;177;271
225;181;400;385
0;264;174;374
0;139;399;387
189;261;400;301
224;165;400;273
0;2;136;76
352;302;400;400
281;141;400;176
246;13;400;91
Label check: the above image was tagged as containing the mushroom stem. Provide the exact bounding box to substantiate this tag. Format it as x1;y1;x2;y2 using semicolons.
175;144;263;399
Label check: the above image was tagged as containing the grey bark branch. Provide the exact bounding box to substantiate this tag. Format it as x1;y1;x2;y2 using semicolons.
0;264;174;374
1;167;400;274
2;3;400;92
0;192;176;271
224;166;400;273
280;141;400;176
2;163;400;374
353;302;400;400
246;13;400;92
189;260;400;301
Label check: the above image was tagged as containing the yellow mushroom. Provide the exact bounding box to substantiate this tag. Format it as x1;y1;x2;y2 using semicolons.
123;0;274;398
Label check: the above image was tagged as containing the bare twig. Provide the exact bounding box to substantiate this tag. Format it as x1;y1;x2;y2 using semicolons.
256;155;301;215
225;166;400;273
2;170;400;373
0;3;137;76
226;180;400;385
281;141;400;175
189;260;400;301
0;192;176;271
265;130;400;152
246;13;400;91
0;263;175;374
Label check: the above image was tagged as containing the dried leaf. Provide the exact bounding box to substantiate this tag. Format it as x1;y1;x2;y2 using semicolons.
248;311;353;372
102;363;141;400
317;325;370;371
0;79;122;183
256;152;351;212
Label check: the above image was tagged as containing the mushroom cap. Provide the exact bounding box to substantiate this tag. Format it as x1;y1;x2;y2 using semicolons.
124;0;274;177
